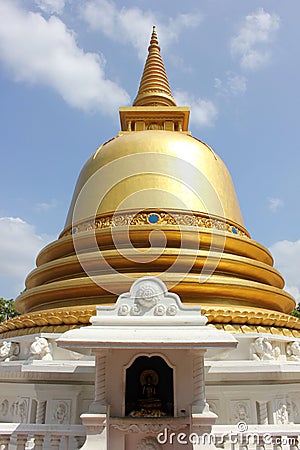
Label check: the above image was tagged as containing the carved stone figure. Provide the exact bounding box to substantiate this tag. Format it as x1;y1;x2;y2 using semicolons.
232;401;250;423
286;341;300;361
0;399;9;416
18;399;28;422
250;337;280;360
0;340;19;361
53;401;69;424
29;337;53;361
9;398;28;421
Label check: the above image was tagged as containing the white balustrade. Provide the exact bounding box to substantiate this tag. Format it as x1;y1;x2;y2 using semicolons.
0;422;300;449
0;423;85;449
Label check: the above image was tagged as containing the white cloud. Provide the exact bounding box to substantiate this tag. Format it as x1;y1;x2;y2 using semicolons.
231;8;280;70
34;0;65;15
81;0;202;59
269;239;300;303
0;217;54;298
34;199;58;212
268;197;284;212
174;90;218;128
215;73;247;97
0;1;130;114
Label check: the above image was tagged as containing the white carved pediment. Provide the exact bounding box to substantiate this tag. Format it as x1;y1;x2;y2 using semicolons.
91;277;207;327
57;276;237;350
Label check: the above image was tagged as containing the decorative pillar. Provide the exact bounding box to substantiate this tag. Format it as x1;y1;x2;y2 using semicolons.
257;401;269;425
191;351;218;449
192;352;206;413
35;400;46;424
95;353;106;404
79;351;108;449
89;351;107;413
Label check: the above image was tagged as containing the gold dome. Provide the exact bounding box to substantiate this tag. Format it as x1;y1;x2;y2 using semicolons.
2;26;298;338
64;130;244;230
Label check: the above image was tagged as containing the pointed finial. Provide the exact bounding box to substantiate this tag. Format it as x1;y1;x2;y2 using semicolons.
150;25;159;48
133;26;176;107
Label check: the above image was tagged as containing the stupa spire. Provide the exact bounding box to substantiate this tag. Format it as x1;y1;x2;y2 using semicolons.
133;26;177;107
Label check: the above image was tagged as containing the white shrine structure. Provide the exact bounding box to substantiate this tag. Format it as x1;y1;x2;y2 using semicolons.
57;276;237;449
1;27;300;449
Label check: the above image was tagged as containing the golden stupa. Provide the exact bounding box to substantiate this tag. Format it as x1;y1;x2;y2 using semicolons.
2;27;299;338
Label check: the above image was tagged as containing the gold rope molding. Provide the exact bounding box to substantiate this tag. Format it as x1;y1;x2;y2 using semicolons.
1;306;299;339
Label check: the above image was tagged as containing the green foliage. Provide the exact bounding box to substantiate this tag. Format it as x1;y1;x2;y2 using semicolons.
0;298;19;322
290;308;300;318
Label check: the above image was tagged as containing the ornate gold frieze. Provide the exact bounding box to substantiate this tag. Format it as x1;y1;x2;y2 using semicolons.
60;210;249;239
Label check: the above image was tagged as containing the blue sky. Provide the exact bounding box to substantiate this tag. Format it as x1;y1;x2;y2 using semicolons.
0;0;300;303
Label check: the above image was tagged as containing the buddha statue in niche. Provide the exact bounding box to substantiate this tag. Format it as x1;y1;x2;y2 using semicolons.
129;369;166;417
139;370;161;409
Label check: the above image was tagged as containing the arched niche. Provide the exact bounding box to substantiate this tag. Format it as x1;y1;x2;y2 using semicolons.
125;355;174;417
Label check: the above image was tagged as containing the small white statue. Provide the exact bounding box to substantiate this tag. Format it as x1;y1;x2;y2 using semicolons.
0;340;19;362
286;341;300;361
29;337;53;361
250;337;280;361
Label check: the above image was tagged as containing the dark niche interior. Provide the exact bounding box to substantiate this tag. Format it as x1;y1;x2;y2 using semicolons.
125;355;174;417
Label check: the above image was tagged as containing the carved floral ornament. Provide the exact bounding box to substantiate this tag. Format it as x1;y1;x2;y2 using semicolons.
111;420;186;433
115;277;184;318
135;283;162;308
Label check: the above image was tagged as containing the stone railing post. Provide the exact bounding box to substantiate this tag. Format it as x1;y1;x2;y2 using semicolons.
0;436;10;450
33;435;45;450
16;434;28;450
50;435;61;450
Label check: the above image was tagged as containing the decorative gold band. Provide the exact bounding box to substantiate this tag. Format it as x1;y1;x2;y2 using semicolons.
1;305;299;338
60;210;250;239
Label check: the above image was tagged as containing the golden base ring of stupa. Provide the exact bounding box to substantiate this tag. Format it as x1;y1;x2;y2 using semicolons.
11;208;298;337
1;305;300;339
14;209;295;315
